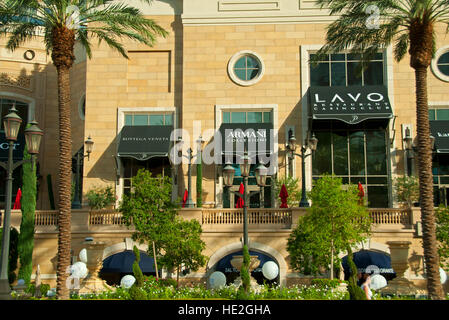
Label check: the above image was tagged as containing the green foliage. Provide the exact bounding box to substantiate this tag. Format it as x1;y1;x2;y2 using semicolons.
346;246;367;300
132;245;144;287
46;174;55;210
26;283;50;297
273;176;301;207
394;175;419;207
120;169;206;286
240;245;251;294
86;185;116;210
436;205;449;270
196;160;203;208
311;278;346;289
0;227;19;284
287;175;371;277
18;146;36;287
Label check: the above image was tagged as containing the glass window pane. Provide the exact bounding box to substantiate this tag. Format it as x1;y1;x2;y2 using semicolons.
125;114;133;125
235;57;246;69
165;114;173;125
367;186;389;208
367;177;388;184
310;53;329;62
364;61;384;85
349;131;365;175
149;115;164;125
247;68;259;80
263;112;271;123
438;156;449;175
429;109;436;120
332;131;348;175
246;56;260;69
438;65;449;76
133;115;148;126
331;62;346;86
247;112;262;123
223;112;230;123
436;109;449;120
347;53;362;61
331;53;345;61
231;112;246;123
347;62;363;86
350;177;366;184
438;52;449;64
234;69;247;81
310;63;330;86
373;53;384;60
312;131;332;175
366;130;387;175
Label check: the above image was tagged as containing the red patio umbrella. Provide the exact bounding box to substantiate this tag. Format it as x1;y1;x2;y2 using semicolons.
182;189;188;208
13;188;22;210
358;182;365;205
279;184;288;208
236;183;244;208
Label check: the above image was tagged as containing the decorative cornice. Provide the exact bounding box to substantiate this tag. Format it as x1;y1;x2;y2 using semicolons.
0;72;33;91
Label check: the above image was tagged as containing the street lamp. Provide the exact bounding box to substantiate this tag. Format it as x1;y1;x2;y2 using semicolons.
403;128;436;176
179;136;204;208
286;130;318;207
0;105;43;300
222;153;269;246
71;136;94;209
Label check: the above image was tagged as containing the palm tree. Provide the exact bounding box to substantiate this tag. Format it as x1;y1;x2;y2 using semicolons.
0;0;167;299
313;0;447;299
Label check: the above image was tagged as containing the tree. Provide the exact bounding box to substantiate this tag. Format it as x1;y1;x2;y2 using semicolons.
157;218;207;287
18;146;37;287
287;175;371;279
0;0;167;299
314;0;449;299
435;206;449;271
394;175;420;208
346;246;367;300
120;169;177;275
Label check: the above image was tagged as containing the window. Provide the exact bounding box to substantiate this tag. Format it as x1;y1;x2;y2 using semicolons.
124;113;173;126
310;53;384;87
431;47;449;82
433;155;449;206
223;111;272;124
312;124;389;207
429;108;449;120
228;51;265;86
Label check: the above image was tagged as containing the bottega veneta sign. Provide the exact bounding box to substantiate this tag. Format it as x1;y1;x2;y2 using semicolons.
309;86;393;124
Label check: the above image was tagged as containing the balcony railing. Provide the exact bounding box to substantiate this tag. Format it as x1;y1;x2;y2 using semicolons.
201;208;292;225
2;207;415;231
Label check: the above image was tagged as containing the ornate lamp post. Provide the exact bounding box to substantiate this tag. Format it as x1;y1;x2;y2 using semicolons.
0;105;43;300
71;136;94;209
286;130;318;207
222;153;269;246
179;136;204;208
403;128;435;177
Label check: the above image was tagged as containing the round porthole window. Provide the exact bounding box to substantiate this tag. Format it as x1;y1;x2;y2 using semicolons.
431;46;449;82
228;51;265;86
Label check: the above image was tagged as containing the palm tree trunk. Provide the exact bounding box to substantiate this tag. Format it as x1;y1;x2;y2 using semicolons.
414;66;445;300
51;26;76;300
55;64;72;300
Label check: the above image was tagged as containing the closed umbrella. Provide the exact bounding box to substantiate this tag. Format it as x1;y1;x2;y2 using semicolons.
236;183;244;208
279;184;288;208
182;189;188;208
358;182;365;205
13;188;22;209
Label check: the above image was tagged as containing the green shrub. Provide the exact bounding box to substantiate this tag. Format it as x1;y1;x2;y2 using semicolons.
26;283;50;297
240;245;251;293
311;278;345;289
86;186;116;209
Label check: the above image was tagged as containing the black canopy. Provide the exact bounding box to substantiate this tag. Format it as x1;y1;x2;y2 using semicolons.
101;250;156;273
219;122;273;156
215;250;276;273
117;125;173;161
309;86;393;124
342;250;395;274
430;120;449;153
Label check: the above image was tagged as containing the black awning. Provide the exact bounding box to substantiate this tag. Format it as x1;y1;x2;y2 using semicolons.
342;250;395;274
0;133;25;161
430;120;449;153
117;125;173;161
219;122;273;156
309;86;393;124
100;250;156;273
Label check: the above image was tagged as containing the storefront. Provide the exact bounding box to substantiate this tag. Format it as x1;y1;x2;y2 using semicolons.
309;85;393;208
430;120;449;206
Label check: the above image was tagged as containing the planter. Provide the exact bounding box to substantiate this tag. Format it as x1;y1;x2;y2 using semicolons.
380;241;418;296
79;240;111;294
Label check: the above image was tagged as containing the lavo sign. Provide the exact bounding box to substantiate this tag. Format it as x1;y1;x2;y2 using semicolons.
313;92;386;104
